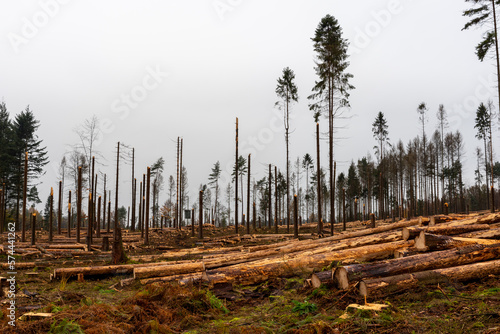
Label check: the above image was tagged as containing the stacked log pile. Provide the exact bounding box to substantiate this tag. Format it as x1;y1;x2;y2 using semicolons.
45;213;500;299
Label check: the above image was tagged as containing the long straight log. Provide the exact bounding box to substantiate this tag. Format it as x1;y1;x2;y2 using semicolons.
458;225;500;239
133;262;205;279
334;243;500;290
359;259;500;298
202;240;412;286
402;224;491;241
52;260;198;279
139;272;204;285
414;232;500;251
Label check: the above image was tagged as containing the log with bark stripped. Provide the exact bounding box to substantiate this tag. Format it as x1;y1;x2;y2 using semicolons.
402;224;491;241
333;243;500;290
359;259;500;298
52;260;197;279
414;232;500;252
201;240;413;286
133;262;205;279
139;271;204;285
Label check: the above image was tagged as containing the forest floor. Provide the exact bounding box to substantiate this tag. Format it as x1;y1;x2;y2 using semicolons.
1;224;499;333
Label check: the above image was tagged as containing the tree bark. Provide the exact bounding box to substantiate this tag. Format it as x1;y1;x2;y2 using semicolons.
402;224;491;241
359;259;500;298
133;262;205;279
334;243;500;290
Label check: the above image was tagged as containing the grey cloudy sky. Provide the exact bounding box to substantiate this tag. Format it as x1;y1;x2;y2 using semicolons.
0;0;497;211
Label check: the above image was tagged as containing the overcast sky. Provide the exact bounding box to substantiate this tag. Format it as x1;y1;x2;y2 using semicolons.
0;0;497;212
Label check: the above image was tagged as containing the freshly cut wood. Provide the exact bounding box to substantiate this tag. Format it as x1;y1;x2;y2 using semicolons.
133;262;205;279
202;241;413;286
0;262;35;269
201;231;401;270
359;259;500;298
311;270;333;288
458;225;500;240
139;271;204;285
46;244;87;250
52;260;197;279
414;232;500;251
333;244;500;290
402;224;491;241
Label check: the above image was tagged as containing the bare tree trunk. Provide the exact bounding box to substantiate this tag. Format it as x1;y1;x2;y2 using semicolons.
87;193;92;251
97;196;101;238
247;154;251;234
145;167;150;244
58;181;62;235
77;166;82;243
103;175;106;230
176;137;180;229
49;188;53;242
114;142;120;240
268;164;272;229
275;166;278;234
180;138;183;228
131;148;136;231
67;191;71;238
139;181;143;237
199;190;203;239
235;118;239;234
22;152;28;242
492;0;499;213
316;123;322;233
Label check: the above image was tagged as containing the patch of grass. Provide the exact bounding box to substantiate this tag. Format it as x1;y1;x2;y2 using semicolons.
98;289;116;294
291;300;317;315
48;319;84;334
58;274;70;291
206;291;229;314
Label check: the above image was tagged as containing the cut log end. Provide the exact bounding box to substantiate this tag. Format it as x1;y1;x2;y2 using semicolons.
311;270;332;289
359;281;368;297
334;267;349;290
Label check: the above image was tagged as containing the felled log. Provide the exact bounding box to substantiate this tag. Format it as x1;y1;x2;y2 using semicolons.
402;224;491;241
139;271;204;285
46;244;87;250
0;262;36;269
311;270;333;288
414;232;500;252
133;262;205;279
458;225;500;240
333;244;500;290
201;231;401;270
359;259;500;298
52;260;197;279
202;240;413;286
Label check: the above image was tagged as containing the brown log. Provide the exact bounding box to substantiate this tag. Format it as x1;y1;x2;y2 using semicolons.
334;244;500;290
402;224;491;241
311;270;333;288
393;247;419;258
458;225;500;239
202;240;412;286
0;262;36;269
414;232;500;252
133;262;205;279
52;260;197;279
139;271;204;285
359;259;500;298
